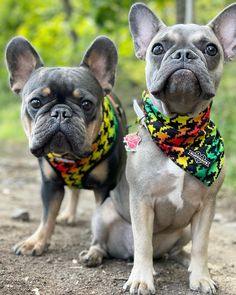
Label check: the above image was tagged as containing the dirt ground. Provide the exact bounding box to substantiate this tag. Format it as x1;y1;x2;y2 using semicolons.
0;144;236;295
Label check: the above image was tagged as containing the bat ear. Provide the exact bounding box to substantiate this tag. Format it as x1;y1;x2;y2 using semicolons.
5;36;43;94
81;36;118;95
129;3;165;60
208;3;236;61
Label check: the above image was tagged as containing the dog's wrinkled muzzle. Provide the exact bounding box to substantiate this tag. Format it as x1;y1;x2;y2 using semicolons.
150;49;216;101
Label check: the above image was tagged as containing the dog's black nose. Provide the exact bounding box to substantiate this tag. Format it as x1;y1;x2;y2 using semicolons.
171;49;198;61
51;105;72;122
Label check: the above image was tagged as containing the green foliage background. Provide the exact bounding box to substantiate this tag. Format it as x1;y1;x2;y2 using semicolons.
0;0;236;190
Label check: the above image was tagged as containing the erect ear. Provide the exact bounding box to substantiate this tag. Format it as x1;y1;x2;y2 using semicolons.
208;3;236;61
5;36;43;94
81;36;118;94
128;2;166;60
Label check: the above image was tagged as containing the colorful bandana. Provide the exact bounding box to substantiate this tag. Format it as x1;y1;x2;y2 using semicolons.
143;92;224;186
46;95;118;189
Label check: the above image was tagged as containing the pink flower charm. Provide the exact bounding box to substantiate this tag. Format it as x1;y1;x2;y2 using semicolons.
123;133;142;152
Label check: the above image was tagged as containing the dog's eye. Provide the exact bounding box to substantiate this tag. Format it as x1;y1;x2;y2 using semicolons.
152;43;164;55
30;98;41;109
205;44;218;56
81;100;93;112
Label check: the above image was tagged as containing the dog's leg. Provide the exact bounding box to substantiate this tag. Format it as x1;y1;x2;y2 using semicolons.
80;195;133;267
189;196;217;294
56;188;79;225
169;227;191;268
79;207;108;267
79;190;111;267
13;181;64;256
123;197;155;295
79;205;107;267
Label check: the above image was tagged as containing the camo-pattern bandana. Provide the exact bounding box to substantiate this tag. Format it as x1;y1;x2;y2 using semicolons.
46;95;118;189
143;92;224;186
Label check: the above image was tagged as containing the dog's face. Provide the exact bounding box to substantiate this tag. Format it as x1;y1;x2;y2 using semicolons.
129;3;236;116
5;36;117;158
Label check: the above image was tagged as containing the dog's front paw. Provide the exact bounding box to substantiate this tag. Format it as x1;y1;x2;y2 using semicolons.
79;247;104;267
123;267;155;295
190;272;218;294
56;211;76;225
13;237;49;256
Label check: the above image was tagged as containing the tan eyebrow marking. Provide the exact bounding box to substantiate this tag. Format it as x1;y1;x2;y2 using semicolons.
41;87;51;97
73;88;81;98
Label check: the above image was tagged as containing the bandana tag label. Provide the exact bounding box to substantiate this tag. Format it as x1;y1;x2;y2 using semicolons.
188;150;210;167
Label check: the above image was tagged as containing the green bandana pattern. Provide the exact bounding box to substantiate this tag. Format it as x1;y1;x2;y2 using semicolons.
143;92;224;186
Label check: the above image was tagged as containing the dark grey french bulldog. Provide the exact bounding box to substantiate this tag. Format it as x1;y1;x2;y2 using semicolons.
77;3;236;294
5;36;127;261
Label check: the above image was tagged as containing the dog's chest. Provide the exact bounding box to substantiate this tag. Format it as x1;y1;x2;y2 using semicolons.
150;158;206;232
127;129;208;232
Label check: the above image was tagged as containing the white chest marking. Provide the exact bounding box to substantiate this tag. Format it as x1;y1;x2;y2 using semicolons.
165;159;184;210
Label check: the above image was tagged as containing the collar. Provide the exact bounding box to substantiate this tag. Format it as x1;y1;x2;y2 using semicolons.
141;91;224;186
46;95;118;189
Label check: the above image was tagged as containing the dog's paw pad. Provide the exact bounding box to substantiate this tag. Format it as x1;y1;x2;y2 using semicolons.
12;240;49;256
190;276;218;294
79;249;103;267
123;279;155;294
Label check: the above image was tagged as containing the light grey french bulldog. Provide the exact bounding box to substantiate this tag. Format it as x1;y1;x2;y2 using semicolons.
79;3;236;294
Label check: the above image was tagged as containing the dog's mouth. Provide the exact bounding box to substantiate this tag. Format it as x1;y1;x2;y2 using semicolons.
164;69;201;98
31;131;72;157
31;131;91;158
30;112;92;158
149;67;216;116
47;132;72;154
150;66;215;101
